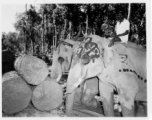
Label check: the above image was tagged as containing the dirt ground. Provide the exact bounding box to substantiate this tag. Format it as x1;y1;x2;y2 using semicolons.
2;101;146;117
2;102;66;117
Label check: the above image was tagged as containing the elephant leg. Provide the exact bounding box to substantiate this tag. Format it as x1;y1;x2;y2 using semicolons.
119;91;135;117
143;102;147;116
81;78;99;108
65;90;76;116
81;90;98;108
135;101;147;116
121;103;134;117
116;74;138;117
99;81;114;116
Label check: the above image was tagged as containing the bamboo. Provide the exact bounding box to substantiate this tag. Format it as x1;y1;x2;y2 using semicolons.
140;13;145;27
30;5;33;55
31;39;33;55
63;19;67;39
54;25;57;48
42;11;44;53
44;14;47;53
53;35;54;49
127;3;131;20
25;4;27;53
85;15;88;35
67;21;71;39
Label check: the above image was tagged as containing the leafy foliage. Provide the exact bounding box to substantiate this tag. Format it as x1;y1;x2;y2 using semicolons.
2;3;146;57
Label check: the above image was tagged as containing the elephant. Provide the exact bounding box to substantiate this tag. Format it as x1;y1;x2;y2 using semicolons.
64;35;147;117
50;39;103;114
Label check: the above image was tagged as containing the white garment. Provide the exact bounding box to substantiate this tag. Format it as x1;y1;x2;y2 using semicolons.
115;19;130;43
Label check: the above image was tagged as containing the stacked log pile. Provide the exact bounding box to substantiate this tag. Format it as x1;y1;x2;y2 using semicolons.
2;55;63;115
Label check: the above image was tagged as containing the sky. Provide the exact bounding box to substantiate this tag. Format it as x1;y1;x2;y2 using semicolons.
1;4;40;34
2;4;26;33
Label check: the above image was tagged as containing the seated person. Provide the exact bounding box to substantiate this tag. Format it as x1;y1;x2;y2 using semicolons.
108;11;130;47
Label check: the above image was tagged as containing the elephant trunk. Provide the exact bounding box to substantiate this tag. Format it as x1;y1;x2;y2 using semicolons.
65;90;76;116
65;63;84;116
66;63;83;94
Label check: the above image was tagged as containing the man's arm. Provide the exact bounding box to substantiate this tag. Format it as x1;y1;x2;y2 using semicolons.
117;30;129;37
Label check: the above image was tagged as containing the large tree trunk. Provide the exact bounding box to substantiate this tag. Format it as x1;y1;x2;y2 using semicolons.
42;11;44;53
31;39;33;55
85;15;88;35
67;21;71;39
127;3;131;20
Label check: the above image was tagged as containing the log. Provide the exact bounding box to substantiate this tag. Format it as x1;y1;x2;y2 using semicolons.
2;71;32;114
32;77;63;111
14;55;49;85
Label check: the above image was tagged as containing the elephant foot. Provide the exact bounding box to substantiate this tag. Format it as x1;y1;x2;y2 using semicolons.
102;98;115;116
66;110;76;117
81;96;98;109
135;101;147;117
121;105;135;117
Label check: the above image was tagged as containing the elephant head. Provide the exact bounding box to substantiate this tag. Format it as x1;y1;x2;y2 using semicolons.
50;39;80;79
65;35;114;94
65;35;147;117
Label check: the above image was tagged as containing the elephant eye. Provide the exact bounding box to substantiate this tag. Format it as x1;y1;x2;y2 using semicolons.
65;47;68;52
58;57;64;64
101;48;104;58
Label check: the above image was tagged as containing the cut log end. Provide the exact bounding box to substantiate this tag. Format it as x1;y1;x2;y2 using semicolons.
32;78;63;111
15;55;49;85
2;71;32;114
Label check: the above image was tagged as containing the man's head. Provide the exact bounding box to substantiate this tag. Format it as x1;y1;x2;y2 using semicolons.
116;11;124;22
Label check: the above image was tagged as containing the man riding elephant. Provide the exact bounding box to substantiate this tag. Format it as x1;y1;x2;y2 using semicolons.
108;11;130;47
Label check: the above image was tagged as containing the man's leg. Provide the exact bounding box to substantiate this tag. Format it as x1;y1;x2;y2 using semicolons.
108;36;121;47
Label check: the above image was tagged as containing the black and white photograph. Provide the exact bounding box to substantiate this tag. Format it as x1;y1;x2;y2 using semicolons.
1;0;151;117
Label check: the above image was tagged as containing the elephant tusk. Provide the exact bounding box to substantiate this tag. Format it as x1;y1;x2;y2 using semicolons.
61;82;67;88
66;77;84;94
65;87;76;95
56;74;62;82
63;71;69;75
73;77;83;88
